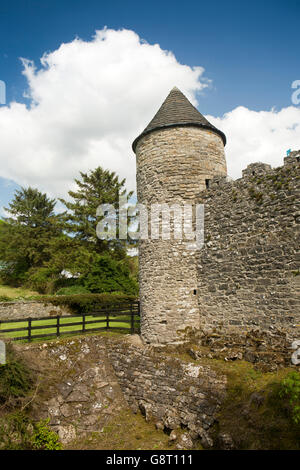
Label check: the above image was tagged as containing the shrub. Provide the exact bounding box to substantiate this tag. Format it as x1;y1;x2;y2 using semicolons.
81;254;138;295
0;343;33;405
31;418;62;450
41;292;137;313
0;411;32;450
279;371;300;424
0;414;62;450
0;295;11;302
25;267;57;294
55;285;90;296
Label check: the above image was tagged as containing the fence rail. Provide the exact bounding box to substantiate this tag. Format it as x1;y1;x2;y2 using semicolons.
0;301;140;342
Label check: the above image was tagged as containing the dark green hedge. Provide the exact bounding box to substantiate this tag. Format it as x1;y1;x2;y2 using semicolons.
40;293;138;314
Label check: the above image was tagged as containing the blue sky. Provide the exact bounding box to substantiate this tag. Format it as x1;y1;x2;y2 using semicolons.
1;0;299;114
0;0;299;213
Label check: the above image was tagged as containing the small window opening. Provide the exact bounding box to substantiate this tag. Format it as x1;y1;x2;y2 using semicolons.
205;179;210;189
252;171;255;176
193;289;197;295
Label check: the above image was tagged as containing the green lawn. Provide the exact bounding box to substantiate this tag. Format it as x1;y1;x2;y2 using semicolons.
0;313;140;342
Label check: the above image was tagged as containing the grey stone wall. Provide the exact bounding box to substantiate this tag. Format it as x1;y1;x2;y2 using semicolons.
107;336;227;448
197;155;300;336
135;126;227;344
185;327;296;371
0;301;70;321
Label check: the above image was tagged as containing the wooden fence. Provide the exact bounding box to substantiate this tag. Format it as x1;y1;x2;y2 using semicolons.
0;301;140;342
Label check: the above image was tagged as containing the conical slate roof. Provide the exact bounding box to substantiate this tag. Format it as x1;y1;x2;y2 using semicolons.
132;87;226;152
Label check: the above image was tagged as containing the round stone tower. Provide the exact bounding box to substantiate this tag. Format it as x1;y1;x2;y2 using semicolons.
132;87;227;344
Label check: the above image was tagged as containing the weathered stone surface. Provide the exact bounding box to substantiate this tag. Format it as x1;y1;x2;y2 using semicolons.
107;336;227;440
197;156;300;339
135;125;227;344
55;425;76;444
16;336;128;444
13;334;228;448
184;327;296;371
169;430;177;442
135;84;299;346
217;432;234;450
0;301;70;321
176;432;194;450
138;400;153;422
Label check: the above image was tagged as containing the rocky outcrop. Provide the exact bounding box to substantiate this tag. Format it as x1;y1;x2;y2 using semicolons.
9;331;300;450
15;334;227;449
181;326;298;372
16;336;127;445
107;336;227;449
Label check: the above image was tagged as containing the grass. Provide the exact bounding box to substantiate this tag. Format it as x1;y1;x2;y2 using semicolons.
0;313;140;342
66;409;180;451
0;284;39;300
205;359;300;450
0;282;140;342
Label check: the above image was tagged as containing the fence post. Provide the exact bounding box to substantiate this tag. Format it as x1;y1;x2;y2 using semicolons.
82;314;86;333
56;316;60;338
130;302;134;334
28;318;32;342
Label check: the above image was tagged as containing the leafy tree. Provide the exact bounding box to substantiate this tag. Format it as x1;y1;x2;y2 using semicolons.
59;167;135;258
0;187;62;285
26;236;97;293
29;235;138;295
0;172;139;296
80;253;138;295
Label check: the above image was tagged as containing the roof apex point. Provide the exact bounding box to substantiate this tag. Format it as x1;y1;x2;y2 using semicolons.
132;86;227;151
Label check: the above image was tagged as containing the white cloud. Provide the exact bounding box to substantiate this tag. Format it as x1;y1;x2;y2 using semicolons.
208;106;300;179
0;28;206;200
0;27;299;206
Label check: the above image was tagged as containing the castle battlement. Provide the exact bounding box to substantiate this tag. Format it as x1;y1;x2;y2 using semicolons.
206;152;300;192
284;150;300;167
242;162;272;178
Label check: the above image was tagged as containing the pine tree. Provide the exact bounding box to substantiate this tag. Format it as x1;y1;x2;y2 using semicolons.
5;187;56;228
59;167;134;258
0;187;62;284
